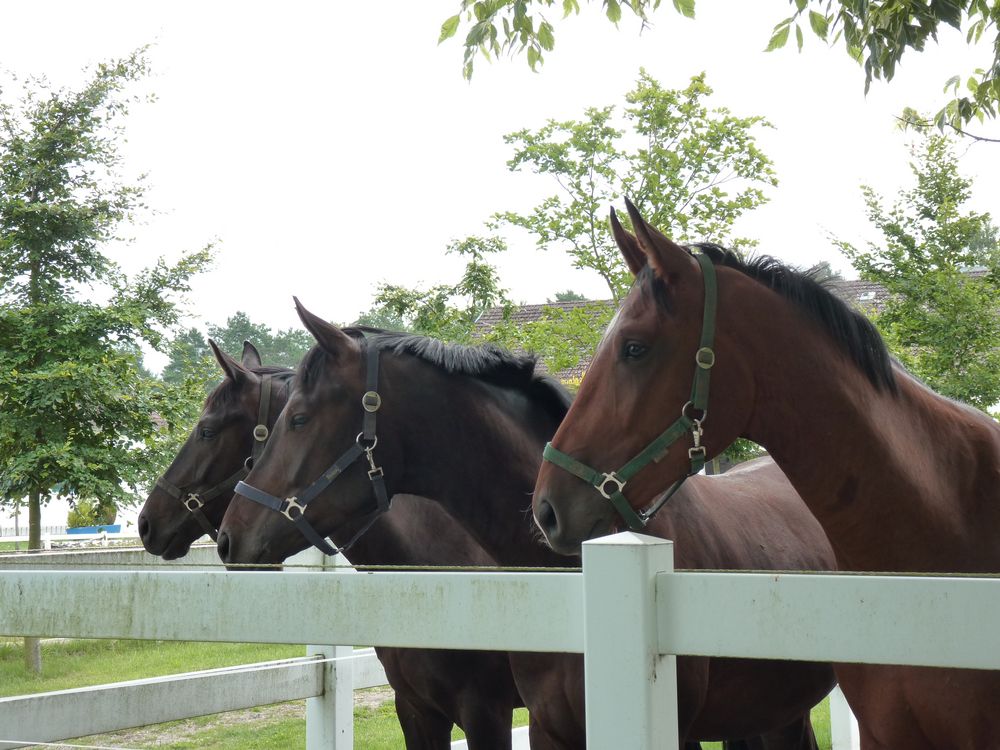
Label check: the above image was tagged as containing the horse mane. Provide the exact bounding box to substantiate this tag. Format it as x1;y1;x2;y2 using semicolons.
639;244;898;394
300;328;573;423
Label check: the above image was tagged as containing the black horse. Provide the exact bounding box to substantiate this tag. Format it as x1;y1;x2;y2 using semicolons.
138;340;522;749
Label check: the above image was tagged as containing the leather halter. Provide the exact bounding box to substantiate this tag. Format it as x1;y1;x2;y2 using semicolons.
233;334;391;558
542;250;717;531
155;372;279;542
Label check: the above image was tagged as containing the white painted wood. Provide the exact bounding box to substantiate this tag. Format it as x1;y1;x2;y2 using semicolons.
583;533;678;750
656;570;1000;669
0;649;386;749
0;569;584;652
0;656;325;747
451;726;530;749
829;685;861;750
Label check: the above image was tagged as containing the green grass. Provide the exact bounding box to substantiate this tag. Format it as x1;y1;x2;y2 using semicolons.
2;639;832;748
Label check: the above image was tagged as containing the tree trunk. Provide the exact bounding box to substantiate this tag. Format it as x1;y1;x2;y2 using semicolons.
24;489;42;674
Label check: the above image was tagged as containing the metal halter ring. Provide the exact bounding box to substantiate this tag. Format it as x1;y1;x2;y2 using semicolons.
695;347;716;369
281;497;306;522
362;391;382;413
244;456;254;470
356;432;377;449
681;400;707;423
184;493;205;511
253;424;269;442
596;472;627;500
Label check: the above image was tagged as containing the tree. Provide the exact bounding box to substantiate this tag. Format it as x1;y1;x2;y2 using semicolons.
206;312;314;369
161;327;210;385
495;70;775;303
0;50;211;549
835;133;1000;410
548;289;587;302
356;235;512;343
0;51;210;673
440;0;1000;132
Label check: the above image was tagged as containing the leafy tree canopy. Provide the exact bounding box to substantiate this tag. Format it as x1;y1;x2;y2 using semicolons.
0;50;211;544
354;235;512;343
493;70;775;303
835;133;1000;410
206;312;314;370
440;0;1000;131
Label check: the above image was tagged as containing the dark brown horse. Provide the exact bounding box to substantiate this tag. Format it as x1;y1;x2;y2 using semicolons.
533;199;1000;749
138;341;522;750
217;302;835;748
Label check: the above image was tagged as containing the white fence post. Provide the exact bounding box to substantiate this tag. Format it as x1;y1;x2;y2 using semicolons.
583;532;677;750
830;685;861;750
298;548;356;750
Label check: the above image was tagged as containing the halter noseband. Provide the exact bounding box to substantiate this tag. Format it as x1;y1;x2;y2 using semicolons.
233;334;391;558
542;251;717;531
155;372;280;542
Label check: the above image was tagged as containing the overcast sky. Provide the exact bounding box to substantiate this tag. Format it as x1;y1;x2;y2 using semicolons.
3;1;998;371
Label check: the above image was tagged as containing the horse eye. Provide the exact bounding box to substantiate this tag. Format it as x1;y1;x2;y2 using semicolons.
199;427;216;440
622;341;648;360
290;413;309;428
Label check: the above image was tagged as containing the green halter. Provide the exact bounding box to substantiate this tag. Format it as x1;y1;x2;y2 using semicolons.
542;250;718;531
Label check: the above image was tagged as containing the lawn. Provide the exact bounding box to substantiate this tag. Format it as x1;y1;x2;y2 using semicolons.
0;638;832;748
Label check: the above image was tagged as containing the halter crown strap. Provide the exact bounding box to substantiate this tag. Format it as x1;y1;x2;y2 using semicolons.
233;333;392;558
543;251;717;530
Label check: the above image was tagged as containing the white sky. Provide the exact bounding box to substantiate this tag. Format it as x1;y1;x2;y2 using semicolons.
2;1;998;372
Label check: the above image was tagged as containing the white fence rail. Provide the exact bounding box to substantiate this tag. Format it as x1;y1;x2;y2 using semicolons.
0;533;996;749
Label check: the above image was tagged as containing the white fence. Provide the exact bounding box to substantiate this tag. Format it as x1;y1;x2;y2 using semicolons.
0;532;997;749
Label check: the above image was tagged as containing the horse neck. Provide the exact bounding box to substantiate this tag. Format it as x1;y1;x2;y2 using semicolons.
736;300;1000;572
387;362;574;568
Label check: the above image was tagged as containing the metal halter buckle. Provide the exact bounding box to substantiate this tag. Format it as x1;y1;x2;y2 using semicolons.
253;424;269;442
184;493;205;511
596;472;626;500
282;497;306;522
362;391;382;413
688;445;707;460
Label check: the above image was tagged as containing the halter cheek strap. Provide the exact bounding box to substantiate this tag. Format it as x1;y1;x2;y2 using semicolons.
234;334;392;558
154;372;280;542
542;251;717;531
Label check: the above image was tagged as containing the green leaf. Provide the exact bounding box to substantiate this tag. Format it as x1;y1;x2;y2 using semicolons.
538;21;555;51
943;74;961;93
794;0;807;11
765;24;791;51
672;0;695;19
808;10;828;39
527;45;541;70
439;14;461;44
562;0;581;16
606;0;622;23
796;24;804;51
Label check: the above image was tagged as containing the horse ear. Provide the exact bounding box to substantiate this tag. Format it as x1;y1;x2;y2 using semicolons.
208;339;250;385
623;197;699;281
294;297;359;357
241;341;262;369
610;207;645;277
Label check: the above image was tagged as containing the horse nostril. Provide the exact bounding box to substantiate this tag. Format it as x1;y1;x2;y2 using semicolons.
536;498;559;538
216;531;231;562
137;513;150;541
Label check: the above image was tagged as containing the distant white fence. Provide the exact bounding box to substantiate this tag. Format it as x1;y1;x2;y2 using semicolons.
1;533;997;749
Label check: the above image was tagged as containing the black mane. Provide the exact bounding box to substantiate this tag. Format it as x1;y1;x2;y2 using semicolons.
640;244;898;394
299;328;573;422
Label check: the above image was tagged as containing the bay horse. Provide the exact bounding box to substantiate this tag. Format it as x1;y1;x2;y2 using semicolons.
217;300;835;748
138;341;523;750
533;199;1000;749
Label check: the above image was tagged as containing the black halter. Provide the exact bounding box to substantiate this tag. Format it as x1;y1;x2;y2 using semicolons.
155;372;279;542
233;335;392;558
